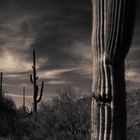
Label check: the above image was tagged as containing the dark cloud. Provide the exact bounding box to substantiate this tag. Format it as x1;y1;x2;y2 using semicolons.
0;0;139;107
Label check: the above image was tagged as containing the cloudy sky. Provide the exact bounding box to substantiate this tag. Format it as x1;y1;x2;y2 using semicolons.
0;0;139;107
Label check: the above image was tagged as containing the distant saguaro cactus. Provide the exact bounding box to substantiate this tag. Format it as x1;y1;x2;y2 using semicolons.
91;0;136;140
30;49;44;120
0;72;3;99
23;86;26;115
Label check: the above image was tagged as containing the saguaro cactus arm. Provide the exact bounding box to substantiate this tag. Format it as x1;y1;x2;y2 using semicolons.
36;76;39;80
30;74;33;84
37;81;44;103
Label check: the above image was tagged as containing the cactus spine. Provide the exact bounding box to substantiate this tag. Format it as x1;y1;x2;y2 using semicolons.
30;49;44;120
91;0;136;140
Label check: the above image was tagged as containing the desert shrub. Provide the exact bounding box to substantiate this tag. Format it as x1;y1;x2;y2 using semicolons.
1;88;140;140
0;96;17;137
38;87;91;140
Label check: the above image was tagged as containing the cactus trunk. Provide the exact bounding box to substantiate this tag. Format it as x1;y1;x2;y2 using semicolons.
91;0;136;140
33;50;37;113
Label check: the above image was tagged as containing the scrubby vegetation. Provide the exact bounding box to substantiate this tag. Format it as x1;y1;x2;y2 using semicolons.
0;88;140;140
127;89;140;140
0;96;17;137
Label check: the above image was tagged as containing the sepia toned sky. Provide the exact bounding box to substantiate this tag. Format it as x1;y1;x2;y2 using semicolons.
0;0;139;107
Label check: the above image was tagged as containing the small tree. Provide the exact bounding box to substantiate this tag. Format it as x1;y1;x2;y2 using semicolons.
39;87;91;140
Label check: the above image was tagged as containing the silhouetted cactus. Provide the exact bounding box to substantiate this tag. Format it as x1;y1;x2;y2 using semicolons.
91;0;136;140
23;86;25;115
30;49;44;120
0;72;3;99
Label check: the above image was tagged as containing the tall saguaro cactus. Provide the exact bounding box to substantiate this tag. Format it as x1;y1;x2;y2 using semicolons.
91;0;136;140
30;49;44;119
